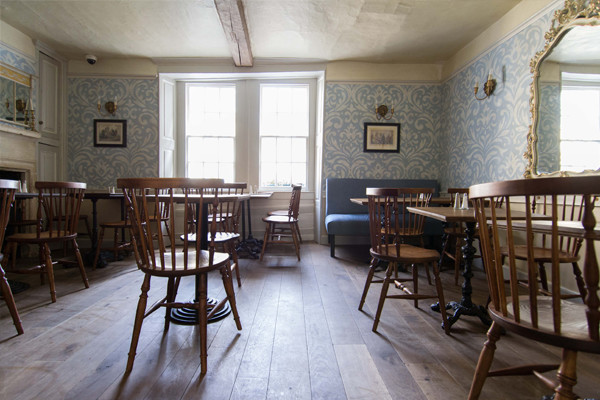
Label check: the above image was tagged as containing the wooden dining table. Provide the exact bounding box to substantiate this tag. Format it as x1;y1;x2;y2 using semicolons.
406;206;551;331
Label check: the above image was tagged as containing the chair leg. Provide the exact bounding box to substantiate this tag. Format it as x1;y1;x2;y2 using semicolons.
198;272;208;375
42;243;57;303
93;227;106;270
359;257;378;311
72;239;89;289
432;261;450;335
126;274;151;374
553;349;578;400
0;266;23;335
571;262;587;301
294;221;303;243
468;321;502;400
220;263;242;331
329;235;335;258
164;276;176;332
538;262;549;292
291;223;301;261
259;222;271;261
226;240;242;287
373;262;394;332
412;263;419;308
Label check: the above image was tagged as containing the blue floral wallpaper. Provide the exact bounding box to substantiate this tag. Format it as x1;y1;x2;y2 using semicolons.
322;6;556;190
439;11;553;189
323;83;442;181
67;78;159;188
0;43;36;75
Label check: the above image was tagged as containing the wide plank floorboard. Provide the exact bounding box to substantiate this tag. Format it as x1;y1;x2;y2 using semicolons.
1;243;599;399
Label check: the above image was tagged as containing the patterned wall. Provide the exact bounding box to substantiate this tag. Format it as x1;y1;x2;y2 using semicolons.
67;78;159;188
323;83;442;182
321;6;556;191
438;10;554;189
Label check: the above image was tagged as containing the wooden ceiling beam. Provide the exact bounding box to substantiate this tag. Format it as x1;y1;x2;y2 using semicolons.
214;0;254;67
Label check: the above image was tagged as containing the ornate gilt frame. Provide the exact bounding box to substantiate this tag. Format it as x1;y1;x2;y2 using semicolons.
524;0;600;178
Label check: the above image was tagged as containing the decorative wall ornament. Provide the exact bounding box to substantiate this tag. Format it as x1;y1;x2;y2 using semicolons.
525;0;600;178
93;119;127;147
364;122;400;153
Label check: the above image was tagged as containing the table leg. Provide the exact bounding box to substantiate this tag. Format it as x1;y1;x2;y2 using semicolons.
236;197;261;259
170;200;231;325
84;198;105;267
431;221;491;329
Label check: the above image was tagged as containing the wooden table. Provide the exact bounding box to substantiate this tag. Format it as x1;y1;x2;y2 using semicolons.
350;197;451;206
406;206;550;331
161;192;249;325
83;191;125;267
238;192;273;259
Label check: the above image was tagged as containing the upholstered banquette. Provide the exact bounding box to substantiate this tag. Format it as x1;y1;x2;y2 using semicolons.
325;178;442;257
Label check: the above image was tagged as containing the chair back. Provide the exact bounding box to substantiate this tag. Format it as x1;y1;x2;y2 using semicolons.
35;181;86;240
118;178;224;274
533;194;589;258
0;179;19;245
287;184;302;219
366;187;433;257
215;196;243;234
470;176;600;346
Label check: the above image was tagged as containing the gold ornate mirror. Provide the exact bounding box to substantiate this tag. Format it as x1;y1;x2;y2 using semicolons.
0;62;33;130
525;0;600;178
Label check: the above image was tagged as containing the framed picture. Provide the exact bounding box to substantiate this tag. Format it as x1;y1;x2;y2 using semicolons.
364;122;400;153
94;119;127;147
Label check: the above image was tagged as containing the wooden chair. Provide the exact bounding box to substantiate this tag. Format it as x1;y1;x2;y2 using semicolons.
267;184;303;243
2;181;89;303
119;178;241;376
260;184;302;261
93;189;171;269
358;187;449;334
504;194;590;300
211;196;243;287
468;176;600;400
0;179;24;334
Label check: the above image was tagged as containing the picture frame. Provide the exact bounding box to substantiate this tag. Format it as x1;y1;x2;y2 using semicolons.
93;119;127;147
364;122;400;153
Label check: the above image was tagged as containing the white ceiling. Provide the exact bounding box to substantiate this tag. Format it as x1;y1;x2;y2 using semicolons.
0;0;522;64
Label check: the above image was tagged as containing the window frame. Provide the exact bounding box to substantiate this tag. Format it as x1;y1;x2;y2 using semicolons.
176;78;316;192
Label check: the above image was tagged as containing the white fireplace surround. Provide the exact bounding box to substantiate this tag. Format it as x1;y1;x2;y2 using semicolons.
0;123;40;187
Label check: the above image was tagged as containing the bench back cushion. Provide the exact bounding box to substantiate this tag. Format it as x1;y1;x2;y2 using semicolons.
325;178;439;215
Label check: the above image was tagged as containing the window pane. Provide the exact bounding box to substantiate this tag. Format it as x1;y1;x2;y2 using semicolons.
261;137;277;162
185;84;236;180
277;163;292;186
276;138;291;162
291;138;306;162
262;163;277;187
291;163;306;185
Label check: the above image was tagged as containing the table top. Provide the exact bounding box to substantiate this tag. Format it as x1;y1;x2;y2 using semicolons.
350;197;451;206
495;220;600;240
406;206;550;223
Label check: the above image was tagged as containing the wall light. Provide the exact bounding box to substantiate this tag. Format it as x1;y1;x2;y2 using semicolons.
98;98;118;116
375;104;394;120
474;73;496;100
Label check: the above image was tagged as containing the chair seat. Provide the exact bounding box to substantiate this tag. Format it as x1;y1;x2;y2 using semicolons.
262;215;298;224
6;231;77;243
494;297;599;353
100;220;132;228
210;232;240;243
501;245;579;263
370;243;440;263
140;249;230;277
267;209;288;216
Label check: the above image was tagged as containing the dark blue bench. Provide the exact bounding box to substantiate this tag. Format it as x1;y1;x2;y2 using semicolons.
324;178;442;257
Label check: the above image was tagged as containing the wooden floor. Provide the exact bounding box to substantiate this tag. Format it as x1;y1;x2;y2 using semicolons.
1;243;599;400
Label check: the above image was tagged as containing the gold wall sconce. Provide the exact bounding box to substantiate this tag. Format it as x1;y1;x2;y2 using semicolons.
97;98;118;116
474;73;497;100
375;104;394;120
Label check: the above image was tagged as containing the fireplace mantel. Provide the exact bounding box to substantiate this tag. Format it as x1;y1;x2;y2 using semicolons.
0;122;40;185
